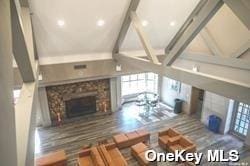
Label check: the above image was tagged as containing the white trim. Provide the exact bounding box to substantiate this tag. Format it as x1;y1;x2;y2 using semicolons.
39;52;112;65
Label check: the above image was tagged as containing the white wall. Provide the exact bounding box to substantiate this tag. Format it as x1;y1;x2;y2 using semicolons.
201;91;233;134
245;126;250;146
38;87;51;127
161;76;192;114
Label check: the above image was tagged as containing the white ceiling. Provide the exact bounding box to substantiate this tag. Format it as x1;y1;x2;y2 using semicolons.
30;0;249;64
30;0;199;59
121;0;200;51
30;0;130;57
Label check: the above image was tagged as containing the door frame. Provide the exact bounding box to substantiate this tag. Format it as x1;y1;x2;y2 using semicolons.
230;102;249;140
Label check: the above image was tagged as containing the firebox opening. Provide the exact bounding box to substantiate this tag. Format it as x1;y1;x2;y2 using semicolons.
65;96;96;118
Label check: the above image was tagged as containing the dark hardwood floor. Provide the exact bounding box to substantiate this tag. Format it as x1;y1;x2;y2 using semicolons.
36;103;250;165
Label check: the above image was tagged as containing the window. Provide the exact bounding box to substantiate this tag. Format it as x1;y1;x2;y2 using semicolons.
232;102;250;137
121;72;158;96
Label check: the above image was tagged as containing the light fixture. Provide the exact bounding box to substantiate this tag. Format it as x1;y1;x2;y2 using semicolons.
192;65;199;72
116;64;122;71
57;19;65;27
141;20;148;27
97;19;105;27
170;21;176;27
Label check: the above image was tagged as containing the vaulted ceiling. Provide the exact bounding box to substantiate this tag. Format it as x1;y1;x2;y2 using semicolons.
29;0;249;64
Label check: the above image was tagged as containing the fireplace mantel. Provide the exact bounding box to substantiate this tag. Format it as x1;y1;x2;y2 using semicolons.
63;91;98;101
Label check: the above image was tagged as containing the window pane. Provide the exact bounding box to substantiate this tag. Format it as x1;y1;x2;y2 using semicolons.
130;74;137;80
121;72;158;96
138;73;145;80
147;73;154;80
138;80;146;92
130;81;138;93
233;102;250;137
122;75;130;81
122;82;130;96
147;81;154;92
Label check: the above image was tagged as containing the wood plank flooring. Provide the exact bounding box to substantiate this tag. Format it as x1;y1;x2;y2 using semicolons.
36;103;250;165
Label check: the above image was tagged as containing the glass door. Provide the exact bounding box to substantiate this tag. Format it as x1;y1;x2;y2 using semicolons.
231;102;250;138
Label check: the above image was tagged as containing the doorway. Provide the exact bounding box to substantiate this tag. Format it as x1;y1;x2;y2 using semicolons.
231;102;250;138
190;87;205;119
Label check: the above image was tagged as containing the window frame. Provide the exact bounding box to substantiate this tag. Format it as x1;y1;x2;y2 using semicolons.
121;72;158;97
230;102;250;139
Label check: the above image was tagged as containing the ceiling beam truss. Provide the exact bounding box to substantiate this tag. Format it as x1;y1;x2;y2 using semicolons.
130;11;159;64
230;40;250;58
163;0;224;66
116;53;250;105
223;0;250;30
11;0;35;82
179;53;250;70
112;0;140;57
200;27;224;56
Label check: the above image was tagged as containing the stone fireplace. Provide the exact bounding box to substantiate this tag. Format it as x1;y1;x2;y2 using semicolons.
46;79;111;125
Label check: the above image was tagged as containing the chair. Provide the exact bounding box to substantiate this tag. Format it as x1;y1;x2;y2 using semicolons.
78;147;105;166
158;128;181;150
168;136;196;153
131;142;156;166
113;129;150;149
36;150;67;166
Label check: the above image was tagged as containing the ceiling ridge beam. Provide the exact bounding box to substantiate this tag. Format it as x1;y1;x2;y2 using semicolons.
230;40;250;58
200;27;224;56
179;52;250;70
163;0;224;66
11;0;35;82
223;0;250;30
130;11;159;64
112;0;140;57
116;53;250;105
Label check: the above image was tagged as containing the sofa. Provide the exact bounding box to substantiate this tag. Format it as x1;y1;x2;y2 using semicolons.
98;143;128;166
158;128;181;150
168;136;196;153
113;129;150;149
131;142;156;166
78;144;127;166
36;150;67;166
78;147;105;166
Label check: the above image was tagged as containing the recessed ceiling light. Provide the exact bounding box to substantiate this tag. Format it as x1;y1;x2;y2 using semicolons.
170;21;176;27
57;19;65;27
141;20;148;27
97;19;105;27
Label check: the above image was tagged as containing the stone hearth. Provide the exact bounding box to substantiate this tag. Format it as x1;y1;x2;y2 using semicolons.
46;79;111;124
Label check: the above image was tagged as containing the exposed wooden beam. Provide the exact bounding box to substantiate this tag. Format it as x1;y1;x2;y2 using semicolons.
163;0;223;66
19;0;29;7
130;12;159;64
179;53;250;70
223;0;250;30
230;40;250;58
15;62;39;166
11;0;35;82
165;0;208;54
116;53;250;105
200;27;223;56
112;0;140;57
31;16;39;60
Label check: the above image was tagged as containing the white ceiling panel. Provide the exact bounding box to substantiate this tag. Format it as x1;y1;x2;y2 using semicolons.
121;0;200;51
30;0;130;57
